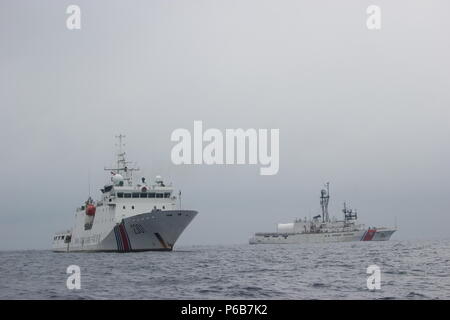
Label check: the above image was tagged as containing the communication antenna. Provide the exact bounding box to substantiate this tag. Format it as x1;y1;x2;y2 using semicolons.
116;134;126;169
88;169;91;198
320;182;330;222
104;134;140;186
179;190;182;211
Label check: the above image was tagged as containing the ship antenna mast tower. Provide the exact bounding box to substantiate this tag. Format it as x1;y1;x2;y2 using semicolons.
343;201;357;222
116;134;125;169
320;182;330;222
104;134;140;186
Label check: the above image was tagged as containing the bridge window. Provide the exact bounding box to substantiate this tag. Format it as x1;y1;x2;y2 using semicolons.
148;193;155;198
124;193;131;198
117;193;124;198
140;193;148;198
132;193;140;198
156;193;163;198
164;193;170;198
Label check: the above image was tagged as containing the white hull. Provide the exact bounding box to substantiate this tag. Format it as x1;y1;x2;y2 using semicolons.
52;137;198;253
249;228;396;244
53;210;197;252
249;184;396;245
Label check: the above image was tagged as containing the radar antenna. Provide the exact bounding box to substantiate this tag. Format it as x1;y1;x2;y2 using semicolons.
343;202;358;221
320;182;330;222
104;134;140;186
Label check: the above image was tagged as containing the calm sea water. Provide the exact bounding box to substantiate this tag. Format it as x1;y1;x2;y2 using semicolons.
1;240;449;299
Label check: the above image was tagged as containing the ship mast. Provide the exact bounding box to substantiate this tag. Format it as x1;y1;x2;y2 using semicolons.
320;182;330;222
104;134;140;186
343;201;357;222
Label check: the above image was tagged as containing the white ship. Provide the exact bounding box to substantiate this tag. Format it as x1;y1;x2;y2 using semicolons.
250;183;396;244
52;135;198;252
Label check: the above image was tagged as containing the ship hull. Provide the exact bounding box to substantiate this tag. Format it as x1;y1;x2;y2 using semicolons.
53;210;197;252
249;228;396;244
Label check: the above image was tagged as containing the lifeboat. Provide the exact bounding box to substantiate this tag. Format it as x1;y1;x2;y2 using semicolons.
85;204;96;216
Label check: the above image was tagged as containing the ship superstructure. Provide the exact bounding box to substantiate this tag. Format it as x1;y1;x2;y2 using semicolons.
52;135;198;252
250;183;396;244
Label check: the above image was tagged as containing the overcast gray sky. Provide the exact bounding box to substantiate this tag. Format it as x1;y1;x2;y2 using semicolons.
1;0;449;250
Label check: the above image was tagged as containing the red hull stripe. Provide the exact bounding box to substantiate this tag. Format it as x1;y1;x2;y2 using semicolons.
122;223;132;250
119;223;131;251
362;229;376;241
